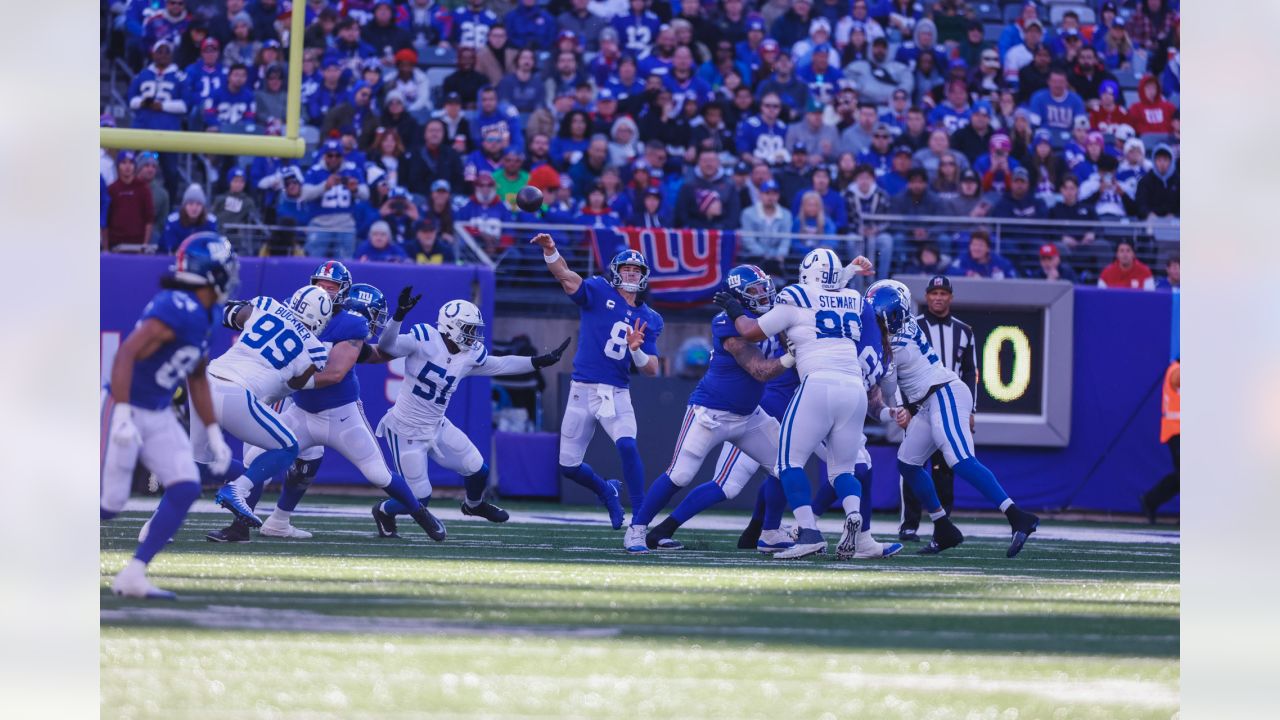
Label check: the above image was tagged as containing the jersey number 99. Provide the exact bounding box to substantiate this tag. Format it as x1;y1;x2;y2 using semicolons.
815;310;860;341
241;315;304;369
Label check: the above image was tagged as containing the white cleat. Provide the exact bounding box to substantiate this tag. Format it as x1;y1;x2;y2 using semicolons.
854;530;904;559
774;528;827;559
835;515;865;560
111;561;177;600
756;528;796;553
260;518;313;539
624;524;649;554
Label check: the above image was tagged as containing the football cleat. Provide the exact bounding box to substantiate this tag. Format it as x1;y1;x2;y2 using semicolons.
214;484;263;528
461;500;510;523
259;517;313;539
206;520;252;543
1006;507;1040;558
918;516;965;555
623;525;649;554
835;514;864;560
774;528;827;559
372;501;400;538
410;507;447;541
898;528;921;542
600;479;625;530
854;531;904;559
756;528;796;553
111;563;177;601
1139;493;1158;525
645;520;684;551
737;517;763;549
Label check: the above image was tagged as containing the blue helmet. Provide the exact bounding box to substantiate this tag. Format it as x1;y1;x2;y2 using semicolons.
868;282;912;334
172;232;239;302
608;248;650;292
311;260;353;303
725;264;775;313
344;283;388;335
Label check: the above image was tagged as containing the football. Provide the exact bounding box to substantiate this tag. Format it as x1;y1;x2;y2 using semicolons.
516;185;544;213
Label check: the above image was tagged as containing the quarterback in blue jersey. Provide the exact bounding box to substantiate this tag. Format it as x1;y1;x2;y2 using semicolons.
531;232;663;529
101;233;238;599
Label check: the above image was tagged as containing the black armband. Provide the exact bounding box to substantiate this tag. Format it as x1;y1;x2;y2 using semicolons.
222;300;249;330
356;341;374;364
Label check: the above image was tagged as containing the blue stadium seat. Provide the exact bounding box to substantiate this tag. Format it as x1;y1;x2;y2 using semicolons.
984;23;1004;44
973;2;1003;24
420;46;457;68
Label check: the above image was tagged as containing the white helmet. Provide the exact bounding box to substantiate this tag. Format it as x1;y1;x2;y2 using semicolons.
866;279;913;310
799;248;844;290
288;285;335;333
437;299;485;349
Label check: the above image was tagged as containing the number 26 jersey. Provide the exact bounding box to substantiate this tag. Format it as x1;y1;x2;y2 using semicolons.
209;296;329;404
569;276;663;389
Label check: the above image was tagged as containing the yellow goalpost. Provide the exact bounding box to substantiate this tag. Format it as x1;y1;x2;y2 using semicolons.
99;9;307;158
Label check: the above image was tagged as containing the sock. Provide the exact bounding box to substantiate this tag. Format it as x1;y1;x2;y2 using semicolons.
999;498;1014;513
929;509;947;521
669;481;727;524
812;481;837;518
792;505;817;530
277;459;321;513
652;515;682;535
463;463;490;506
242;446;299;490
560;463;608;497
382;474;422;513
779;467;813;514
199;458;244;487
855;463;874;530
134;482;200;563
748;482;767;524
632;473;679;527
953;458;1011;508
834;472;862;516
384;495;430;516
269;509;291;523
762;475;786;531
615;437;646;512
898;460;944;512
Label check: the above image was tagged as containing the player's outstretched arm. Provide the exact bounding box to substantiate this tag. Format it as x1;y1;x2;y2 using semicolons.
530;232;583;295
722;336;787;382
713;292;767;342
310;339;362;388
377;286;423;358
473;337;572;377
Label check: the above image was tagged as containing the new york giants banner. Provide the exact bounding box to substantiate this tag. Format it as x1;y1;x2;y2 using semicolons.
590;227;738;306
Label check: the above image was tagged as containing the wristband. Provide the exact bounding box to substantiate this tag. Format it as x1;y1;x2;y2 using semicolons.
879;407;892;424
630;348;650;367
779;353;795;368
543;250;561;264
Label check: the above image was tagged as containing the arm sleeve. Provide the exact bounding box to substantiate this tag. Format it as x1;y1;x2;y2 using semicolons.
375;318;419;357
757;304;801;338
470;353;535;377
221;300;250;330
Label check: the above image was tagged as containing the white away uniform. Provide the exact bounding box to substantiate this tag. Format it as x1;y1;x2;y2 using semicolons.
887;317;975;467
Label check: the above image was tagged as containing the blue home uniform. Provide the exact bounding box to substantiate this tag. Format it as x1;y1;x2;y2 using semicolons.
567;276;663;390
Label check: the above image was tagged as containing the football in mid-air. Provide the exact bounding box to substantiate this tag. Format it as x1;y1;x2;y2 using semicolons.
516;186;544;213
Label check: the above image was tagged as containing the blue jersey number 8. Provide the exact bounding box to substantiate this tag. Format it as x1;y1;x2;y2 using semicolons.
241;314;304;369
815;310;861;340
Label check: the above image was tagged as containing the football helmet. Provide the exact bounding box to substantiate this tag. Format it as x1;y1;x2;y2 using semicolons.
344;283;388;336
437;299;485;349
868;282;913;334
608;248;650;293
288;285;335;334
725;264;775;314
798;248;843;290
171;232;239;302
866;279;913;311
310;260;353;303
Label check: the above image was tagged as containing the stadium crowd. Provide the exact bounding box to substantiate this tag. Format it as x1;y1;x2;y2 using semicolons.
101;0;1179;287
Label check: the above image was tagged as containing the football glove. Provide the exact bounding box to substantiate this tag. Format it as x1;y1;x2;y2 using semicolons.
713;291;745;320
532;337;572;368
393;285;422;321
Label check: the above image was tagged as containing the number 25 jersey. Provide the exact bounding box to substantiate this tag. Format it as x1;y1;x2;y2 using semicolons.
209;296;329;404
569;276;663;389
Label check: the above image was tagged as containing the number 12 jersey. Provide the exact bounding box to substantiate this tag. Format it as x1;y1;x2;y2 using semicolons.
569;276;664;389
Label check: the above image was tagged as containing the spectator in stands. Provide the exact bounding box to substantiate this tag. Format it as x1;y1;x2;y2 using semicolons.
854;123;895;178
914;129;971;182
676;148;741;229
839;103;880;158
384;50;431;121
949;229;1015;279
1007;108;1036;165
1083;156;1136;219
253;64;287;128
355;220;410;263
552;111;592;171
1135;144;1179;218
842;37;912;107
689;101;735;159
1096;16;1134;71
1069;46;1116;107
895;17;945;71
931;155;962;205
1030;69;1087;147
494;149;530;211
443;47;488;109
902;242;948;276
301;140;366;258
787;99;840;165
910;51;945;108
991;167;1047;219
1155;254;1179;292
791;191;838;251
737;92;791;166
890;167;943;254
573;181;623;230
505;0;556;51
844;164;893;278
1004;18;1045;85
208;0;246;47
456;173;511;254
629;186;671;228
951;169;990;217
160;184;218;253
184;37;225;127
774;142;812;205
363;1;412;58
410;217;458;265
424;180;457;243
275;166;311;229
369;127;407;188
770;0;815;49
557;0;606;53
877;145;913;197
681;188;723;230
136;153;168;244
223;12;262;69
967;47;1005;103
928;78;972;134
567;136;611;201
402;119;464;197
103;152;154;251
331;17;375;66
950;102;994;164
1128;75;1176;136
128;39;187;195
1027;243;1079;283
974;132;1020;195
1015;43;1054;105
212;168;258;247
526;133;554;170
495;49;545;116
1026;130;1064;202
473;24;512;85
307;55;349;125
792;166;847;232
1116;138;1153;197
739;179;792;274
1090;81;1128;136
380;186;421;246
1098;239;1154;290
465;132;508;191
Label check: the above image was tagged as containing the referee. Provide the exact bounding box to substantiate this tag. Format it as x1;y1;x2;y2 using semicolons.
899;275;978;542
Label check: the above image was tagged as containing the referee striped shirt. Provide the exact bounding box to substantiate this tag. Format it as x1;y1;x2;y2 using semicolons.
914;311;978;411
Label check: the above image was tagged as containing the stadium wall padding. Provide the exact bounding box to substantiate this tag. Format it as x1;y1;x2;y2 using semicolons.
100;254;495;489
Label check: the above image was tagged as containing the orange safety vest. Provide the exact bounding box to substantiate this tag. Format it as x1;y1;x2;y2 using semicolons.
1160;361;1180;443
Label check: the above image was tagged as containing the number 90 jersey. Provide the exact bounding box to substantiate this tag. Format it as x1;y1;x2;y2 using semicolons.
569;276;664;389
209;296;329;405
757;283;866;382
125;289;214;410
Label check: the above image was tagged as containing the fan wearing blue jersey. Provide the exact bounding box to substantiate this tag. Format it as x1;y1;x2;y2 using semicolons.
624;265;790;554
531;232;663;529
867;283;1040;558
102;233;238;600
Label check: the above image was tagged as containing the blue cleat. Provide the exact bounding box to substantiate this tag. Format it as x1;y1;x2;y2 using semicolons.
756;528;796;553
774;527;827;559
214;484;262;528
645;520;684;551
600;479;625;530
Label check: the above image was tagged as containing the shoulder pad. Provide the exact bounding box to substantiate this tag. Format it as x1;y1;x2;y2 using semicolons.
410;323;433;342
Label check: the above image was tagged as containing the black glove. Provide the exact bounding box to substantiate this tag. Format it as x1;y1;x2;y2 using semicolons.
393;285;421;321
532;337;572;368
221;300;250;330
713;291;745;320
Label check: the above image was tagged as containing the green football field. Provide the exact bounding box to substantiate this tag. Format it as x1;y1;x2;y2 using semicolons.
100;499;1179;720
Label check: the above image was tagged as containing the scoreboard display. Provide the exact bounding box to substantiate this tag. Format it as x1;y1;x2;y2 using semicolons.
898;277;1074;448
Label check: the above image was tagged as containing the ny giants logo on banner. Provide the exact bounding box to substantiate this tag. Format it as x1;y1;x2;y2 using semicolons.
592;227;737;306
